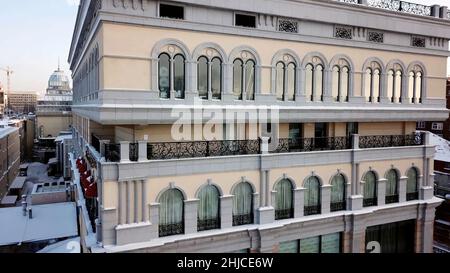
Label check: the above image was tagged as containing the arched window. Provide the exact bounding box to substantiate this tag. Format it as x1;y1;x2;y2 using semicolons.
274;179;294;220
363;171;377;207
158;52;186;99
331;58;350;102
408;66;424;104
276;62;285;101
159;189;184;237
385;169;399;204
275;60;296;102
173;54;185;99
330;174;346;212
304;176;321;216
158;53;171;99
197;56;222;100
364;62;382;103
406;168;419;201
305;64;314;101
233;59;243;100
245;60;256;100
211;57;222;100
387;69;403;103
232;182;254;226
197;185;220;231
198;56;208;99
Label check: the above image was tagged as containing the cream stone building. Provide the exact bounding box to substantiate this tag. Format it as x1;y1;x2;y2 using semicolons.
69;0;450;253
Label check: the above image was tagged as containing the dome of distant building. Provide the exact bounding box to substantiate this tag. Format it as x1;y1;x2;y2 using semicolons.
48;68;70;91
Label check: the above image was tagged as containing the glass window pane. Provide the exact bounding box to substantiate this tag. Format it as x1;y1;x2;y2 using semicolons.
364;68;372;102
332;66;339;101
232;182;253;226
287;63;296;101
386;170;398;196
276;62;285;101
198;56;208;99
211;58;222;100
198;185;220;221
304;177;320;207
373;69;380;102
245;60;255;101
279;240;299;253
315;65;323;101
321;233;341;253
233;60;243;100
387;70;394;101
342;67;349;101
174;54;185;99
158;53;170;99
305;64;313;101
331;175;345;203
364;172;376;199
407;168;418;193
300;236;320;253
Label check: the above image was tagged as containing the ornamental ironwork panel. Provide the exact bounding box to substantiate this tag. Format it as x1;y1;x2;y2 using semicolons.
147;140;260;160
198;218;220;231
335;26;352;39
275;208;294;220
411;36;426;48
330;201;346;212
159;222;184;237
271;137;351;153
367;0;400;11
385;194;399;204
104;143;120;162
91;134;101;152
400;2;431;16
129;143;139;162
337;0;358;4
368;31;384;43
359;133;423;149
232;213;253;226
363;197;377;207
406;191;418;201
278;19;298;33
304;205;321;216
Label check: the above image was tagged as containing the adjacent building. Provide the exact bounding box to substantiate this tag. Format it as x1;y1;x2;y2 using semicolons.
0;83;5;119
69;0;450;253
36;67;73;139
8;92;37;115
0;125;20;199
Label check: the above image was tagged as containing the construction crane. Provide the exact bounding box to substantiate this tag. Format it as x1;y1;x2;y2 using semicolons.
0;66;14;116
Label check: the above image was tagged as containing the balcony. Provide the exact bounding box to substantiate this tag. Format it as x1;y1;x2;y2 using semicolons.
275;208;294;220
197;218;221;232
385;194;399;204
232;213;253;226
363;197;378;207
330;201;346;212
98;133;424;163
304;205;321;216
159;222;184;237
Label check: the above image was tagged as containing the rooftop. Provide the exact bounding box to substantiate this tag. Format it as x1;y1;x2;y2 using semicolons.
0;202;78;246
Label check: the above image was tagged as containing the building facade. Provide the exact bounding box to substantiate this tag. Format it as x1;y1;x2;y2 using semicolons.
0;126;20;199
417;78;450;139
36;67;73;139
69;0;450;253
8;92;37;115
0;83;5;119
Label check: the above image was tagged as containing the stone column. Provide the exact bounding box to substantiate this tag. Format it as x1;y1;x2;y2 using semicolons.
296;67;306;103
431;5;441;18
377;178;387;206
142;180;148;222
322;68;333;103
184;199;199;234
399;176;408;203
321;184;332;214
120;141;130;163
134;180;139;223
138;141;148;162
293;188;304;218
126;180;133;224
118;182;125;225
149;203;159;239
379;72;390;104
220;195;233;228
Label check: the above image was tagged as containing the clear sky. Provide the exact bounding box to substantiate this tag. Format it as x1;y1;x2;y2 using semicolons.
0;0;448;96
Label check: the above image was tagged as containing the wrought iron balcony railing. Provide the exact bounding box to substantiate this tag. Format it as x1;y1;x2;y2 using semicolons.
271;137;351;154
336;0;438;18
330;201;346;212
197;218;221;231
99;133;425;163
232;213;253;226
159;222;184;237
363;197;378;207
385;194;399;204
304;205;321;216
359;133;424;149
275;208;294;220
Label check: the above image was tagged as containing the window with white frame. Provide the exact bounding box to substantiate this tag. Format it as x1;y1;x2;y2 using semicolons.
432;122;443;130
